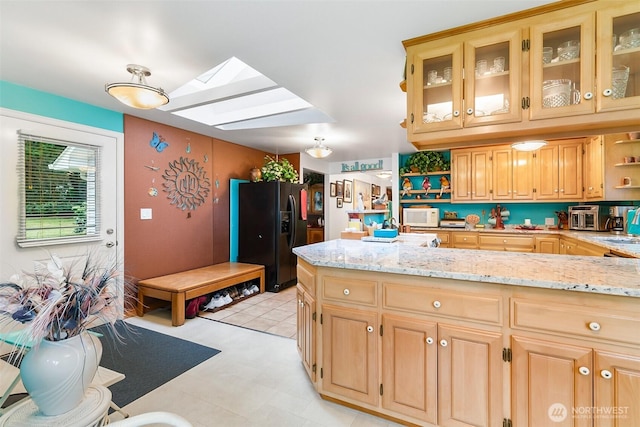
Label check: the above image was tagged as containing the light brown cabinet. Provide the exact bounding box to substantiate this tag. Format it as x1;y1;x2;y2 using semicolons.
534;139;583;200
584;135;604;200
478;234;535;252
451;148;492;201
560;236;607;257
403;1;640;151
535;236;559;254
451;231;478;249
306;227;324;244
296;263;316;382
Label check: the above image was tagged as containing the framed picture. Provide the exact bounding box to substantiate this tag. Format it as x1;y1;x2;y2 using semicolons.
309;184;323;214
337;198;343;208
330;182;337;197
336;180;344;198
353;179;371;210
343;180;353;203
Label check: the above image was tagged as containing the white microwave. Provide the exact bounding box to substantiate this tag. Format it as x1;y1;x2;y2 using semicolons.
403;208;439;228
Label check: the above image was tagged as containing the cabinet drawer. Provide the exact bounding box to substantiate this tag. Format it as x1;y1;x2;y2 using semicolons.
511;299;640;346
383;283;503;325
297;262;315;294
323;276;377;306
437;232;450;244
479;235;534;250
451;232;478;248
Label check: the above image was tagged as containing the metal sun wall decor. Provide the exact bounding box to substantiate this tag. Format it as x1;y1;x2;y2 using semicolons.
162;156;211;211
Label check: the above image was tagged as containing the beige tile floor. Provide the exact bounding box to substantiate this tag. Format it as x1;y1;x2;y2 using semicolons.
115;291;405;427
198;285;298;339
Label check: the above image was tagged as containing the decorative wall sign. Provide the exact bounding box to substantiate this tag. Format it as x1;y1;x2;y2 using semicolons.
162;157;211;211
340;159;383;173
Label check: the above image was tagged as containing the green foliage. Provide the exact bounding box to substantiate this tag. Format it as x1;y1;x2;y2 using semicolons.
405;151;449;173
261;156;299;183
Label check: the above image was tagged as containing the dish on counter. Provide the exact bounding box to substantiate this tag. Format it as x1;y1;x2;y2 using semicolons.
515;224;543;230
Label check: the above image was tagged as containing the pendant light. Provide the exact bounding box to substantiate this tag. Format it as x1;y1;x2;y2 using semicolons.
105;64;169;109
511;140;547;151
305;137;332;158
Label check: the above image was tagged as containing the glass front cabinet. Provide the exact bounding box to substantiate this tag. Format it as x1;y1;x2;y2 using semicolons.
597;3;640;112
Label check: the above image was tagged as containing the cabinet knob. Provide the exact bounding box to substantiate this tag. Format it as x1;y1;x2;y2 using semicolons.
503;239;507;243
600;369;612;379
367;325;374;333
439;339;448;347
433;300;441;308
588;321;601;331
602;88;613;97
453;110;460;117
578;366;590;376
466;108;474;115
584;92;593;100
343;288;350;296
426;337;434;344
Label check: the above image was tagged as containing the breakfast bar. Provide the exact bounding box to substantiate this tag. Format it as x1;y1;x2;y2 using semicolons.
293;236;640;426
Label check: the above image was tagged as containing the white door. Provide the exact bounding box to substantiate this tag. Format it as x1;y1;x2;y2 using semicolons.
0;109;123;297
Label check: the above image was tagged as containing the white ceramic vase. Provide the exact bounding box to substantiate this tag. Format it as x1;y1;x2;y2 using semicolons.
20;332;102;416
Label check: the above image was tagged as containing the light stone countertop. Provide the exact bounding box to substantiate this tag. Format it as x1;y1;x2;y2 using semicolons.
293;234;640;298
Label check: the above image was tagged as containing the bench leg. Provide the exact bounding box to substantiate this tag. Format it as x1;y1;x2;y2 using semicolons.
136;291;145;317
171;292;186;326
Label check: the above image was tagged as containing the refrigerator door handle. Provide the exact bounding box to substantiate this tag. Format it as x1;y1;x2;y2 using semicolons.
289;194;296;250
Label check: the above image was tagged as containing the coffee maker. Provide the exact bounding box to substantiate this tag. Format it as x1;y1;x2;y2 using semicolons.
606;206;634;234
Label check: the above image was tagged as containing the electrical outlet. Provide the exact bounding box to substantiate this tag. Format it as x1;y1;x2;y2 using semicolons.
140;208;152;220
545;217;555;226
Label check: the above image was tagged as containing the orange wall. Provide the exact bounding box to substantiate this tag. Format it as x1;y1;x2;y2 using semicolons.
123;115;297;282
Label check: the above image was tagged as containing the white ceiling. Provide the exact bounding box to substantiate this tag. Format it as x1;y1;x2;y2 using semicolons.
0;0;555;162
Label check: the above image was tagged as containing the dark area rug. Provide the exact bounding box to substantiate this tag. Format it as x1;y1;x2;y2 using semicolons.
91;321;220;408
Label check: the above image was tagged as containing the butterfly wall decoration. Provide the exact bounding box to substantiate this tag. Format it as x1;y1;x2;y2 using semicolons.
150;132;169;152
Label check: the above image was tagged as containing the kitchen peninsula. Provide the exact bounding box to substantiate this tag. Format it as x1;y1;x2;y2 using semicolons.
292;235;640;427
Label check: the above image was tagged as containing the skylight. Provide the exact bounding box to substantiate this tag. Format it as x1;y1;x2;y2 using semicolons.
159;57;333;129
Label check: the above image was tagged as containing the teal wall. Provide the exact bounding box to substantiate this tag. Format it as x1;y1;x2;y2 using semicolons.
0;81;123;132
399;152;572;226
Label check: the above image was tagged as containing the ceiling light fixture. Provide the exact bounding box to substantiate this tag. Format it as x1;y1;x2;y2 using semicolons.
376;171;392;179
511;140;547;151
305;137;332;159
105;64;169;109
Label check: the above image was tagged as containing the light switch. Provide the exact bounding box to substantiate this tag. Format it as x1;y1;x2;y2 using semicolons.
140;208;152;220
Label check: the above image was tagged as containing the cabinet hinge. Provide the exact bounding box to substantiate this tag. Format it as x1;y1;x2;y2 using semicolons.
502;347;512;362
380;324;383;336
411;63;414;75
320;367;323;379
380;384;383;396
503;418;512;427
312;364;316;373
521;39;530;51
320;313;323;324
411;113;414;124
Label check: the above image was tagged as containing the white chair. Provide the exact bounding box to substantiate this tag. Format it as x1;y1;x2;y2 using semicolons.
108;412;193;427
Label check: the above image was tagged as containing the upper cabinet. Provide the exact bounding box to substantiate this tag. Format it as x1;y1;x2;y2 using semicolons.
403;1;640;150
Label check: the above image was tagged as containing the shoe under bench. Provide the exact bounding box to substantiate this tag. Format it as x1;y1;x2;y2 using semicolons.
136;262;265;326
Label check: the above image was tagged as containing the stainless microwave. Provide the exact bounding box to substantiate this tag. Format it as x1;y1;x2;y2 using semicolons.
568;205;609;231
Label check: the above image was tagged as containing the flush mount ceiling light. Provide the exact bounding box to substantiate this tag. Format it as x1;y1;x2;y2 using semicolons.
511;140;548;151
376;171;393;179
305;137;332;159
105;64;169;109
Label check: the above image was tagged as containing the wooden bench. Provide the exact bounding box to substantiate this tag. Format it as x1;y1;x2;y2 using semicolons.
136;262;265;326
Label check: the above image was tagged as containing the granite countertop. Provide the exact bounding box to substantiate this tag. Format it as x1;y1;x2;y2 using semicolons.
293;234;640;298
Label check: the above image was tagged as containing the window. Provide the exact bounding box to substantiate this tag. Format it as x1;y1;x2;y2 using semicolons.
17;131;101;247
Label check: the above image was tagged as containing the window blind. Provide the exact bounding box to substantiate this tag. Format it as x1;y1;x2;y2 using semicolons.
17;130;101;247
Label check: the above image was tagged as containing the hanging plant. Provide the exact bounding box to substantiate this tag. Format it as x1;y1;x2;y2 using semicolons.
261;156;299;183
405;151;449;173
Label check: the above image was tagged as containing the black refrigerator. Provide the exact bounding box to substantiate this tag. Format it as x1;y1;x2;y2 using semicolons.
237;181;307;292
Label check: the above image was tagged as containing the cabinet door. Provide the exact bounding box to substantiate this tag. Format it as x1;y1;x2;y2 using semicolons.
594;350;640;427
381;314;437;424
451;150;472;202
492;147;513;200
407;41;463;134
512;149;535;199
512;336;592;427
535;236;559;254
464;26;522;127
534;144;560;199
558;140;583;200
529;12;596;120
584;135;604;200
472;150;492;200
438;324;503;427
597;4;640;112
297;285;316;382
321;304;378;406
